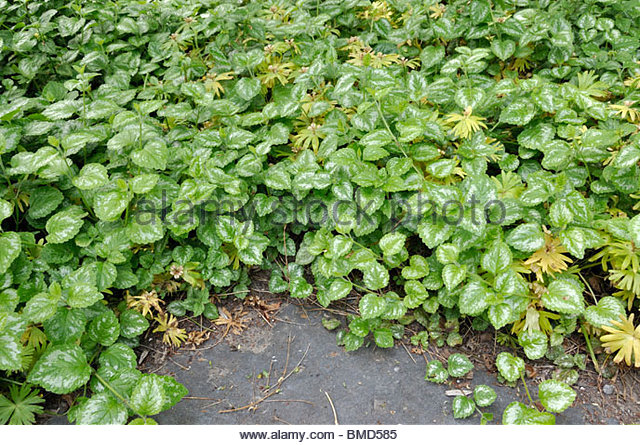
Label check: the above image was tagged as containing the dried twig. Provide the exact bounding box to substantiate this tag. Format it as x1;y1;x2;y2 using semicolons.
218;343;310;414
324;391;339;425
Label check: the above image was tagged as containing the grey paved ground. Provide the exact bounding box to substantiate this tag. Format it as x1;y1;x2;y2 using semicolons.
152;301;589;425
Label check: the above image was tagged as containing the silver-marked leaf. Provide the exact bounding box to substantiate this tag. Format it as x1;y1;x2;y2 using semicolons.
495;352;524;382
130;375;165;416
584;297;625;329
73;163;109;190
518;330;548;360
542;278;584;314
538;379;576;413
28;344;91;394
506;223;545;252
502;402;555;425
425;360;449;383
452;395;475;419
46;207;87;244
359;293;387;319
500;98;536;126
447;353;473;378
474;385;497;407
378;232;406;256
0;232;21;274
76;392;128;425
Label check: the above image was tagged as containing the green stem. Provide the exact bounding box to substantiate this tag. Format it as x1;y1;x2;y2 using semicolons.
581;324;600;374
348;279;372;294
0;376;25;386
93;372;129;406
374;100;424;180
520;373;534;406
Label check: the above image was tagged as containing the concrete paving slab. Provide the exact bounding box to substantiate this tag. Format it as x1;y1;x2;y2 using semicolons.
153;301;587;425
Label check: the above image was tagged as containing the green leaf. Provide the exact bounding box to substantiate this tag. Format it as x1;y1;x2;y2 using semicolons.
404;280;429;308
28;186;63;219
46;207;87;244
327;279;352;302
481;241;511;275
349;318;369;337
425;360;449;384
359;293;387;319
0;232;21;274
119;310;149;338
500;98;536;126
491;39;516;61
73;164;109;190
99;344;137;371
473;385;496;407
0;321;24;371
130;174;159;194
506;223;545;252
401;255;429;280
630;215;640;248
538;379;576;413
452;395;475;419
488;304;513;330
502;402;555;425
126;219;164;244
290;276;313;299
495;352;524;382
94;190;129;221
0;199;13;223
66;283;102;308
362;261;389;290
43;308;86;344
88;311;120;346
28;344;91;394
518;330;548;360
76;392;127;425
458;281;491;316
542;278;584;315
361;129;393;148
435;244;459;264
447;353;473;378
373;328;394;348
322;318;341;330
378;232;406;256
442;263;466;291
0;385;44;425
130;375;165;417
343;332;364;351
584;297;625;329
23;292;60;324
234;77;261;101
129;417;158;425
132;138;168;170
155;374;188;411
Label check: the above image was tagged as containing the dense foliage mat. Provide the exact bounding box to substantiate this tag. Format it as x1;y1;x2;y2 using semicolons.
1;0;640;424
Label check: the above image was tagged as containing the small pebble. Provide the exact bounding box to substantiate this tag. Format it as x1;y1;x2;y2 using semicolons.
603;384;615;395
393;366;400;372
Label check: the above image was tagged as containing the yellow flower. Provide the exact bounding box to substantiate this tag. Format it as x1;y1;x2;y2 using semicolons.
600;314;640;367
203;71;234;97
127;290;163;318
444;106;488;139
153;313;187;348
610;101;639;123
524;234;573;280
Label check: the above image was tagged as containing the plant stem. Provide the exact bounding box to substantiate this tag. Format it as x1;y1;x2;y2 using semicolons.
373;99;424;180
520;373;534;406
581;324;600;374
93;372;129;406
0;376;25;386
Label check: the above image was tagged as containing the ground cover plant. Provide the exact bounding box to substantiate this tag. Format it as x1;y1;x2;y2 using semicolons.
1;0;640;425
